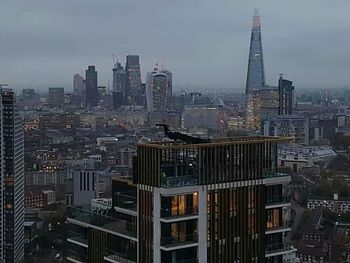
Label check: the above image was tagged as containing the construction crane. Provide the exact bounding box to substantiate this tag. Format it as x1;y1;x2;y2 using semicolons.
112;53;116;68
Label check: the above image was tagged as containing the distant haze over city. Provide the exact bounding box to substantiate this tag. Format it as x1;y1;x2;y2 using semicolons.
1;0;350;91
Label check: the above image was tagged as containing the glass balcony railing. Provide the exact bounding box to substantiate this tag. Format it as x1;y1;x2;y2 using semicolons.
265;242;294;255
177;259;199;263
114;193;137;211
67;232;88;246
263;171;290;178
105;249;136;263
161;175;198;188
66;206;136;238
266;220;291;231
66;249;87;263
161;206;199;218
266;195;291;205
161;233;198;247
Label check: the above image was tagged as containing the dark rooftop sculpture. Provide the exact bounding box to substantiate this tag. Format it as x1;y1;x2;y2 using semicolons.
156;124;210;144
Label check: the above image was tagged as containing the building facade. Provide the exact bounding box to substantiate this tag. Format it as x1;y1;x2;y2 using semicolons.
146;67;169;112
263;115;309;144
73;74;85;97
126;55;142;106
66;136;295;263
0;89;25;263
48;87;64;107
278;75;294;115
112;62;127;109
136;137;295;263
85;66;98;107
246;87;279;131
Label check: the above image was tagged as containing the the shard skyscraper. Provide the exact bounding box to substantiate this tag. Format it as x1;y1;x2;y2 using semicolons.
246;10;265;94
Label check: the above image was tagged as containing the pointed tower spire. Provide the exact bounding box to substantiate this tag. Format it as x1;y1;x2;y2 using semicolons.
246;9;266;94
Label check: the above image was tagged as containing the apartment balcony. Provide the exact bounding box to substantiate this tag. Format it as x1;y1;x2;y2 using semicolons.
67;232;88;248
161;206;199;219
266;195;291;208
66;206;136;239
264;171;289;178
177;259;198;263
104;249;136;263
161;175;198;188
265;242;296;257
264;170;291;185
66;249;87;263
161;233;198;248
266;220;292;234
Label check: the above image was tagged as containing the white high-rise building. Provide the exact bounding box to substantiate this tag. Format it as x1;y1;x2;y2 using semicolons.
146;65;172;112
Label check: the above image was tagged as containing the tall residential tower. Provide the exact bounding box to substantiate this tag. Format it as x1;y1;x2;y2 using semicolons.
0;88;25;263
66;136;296;263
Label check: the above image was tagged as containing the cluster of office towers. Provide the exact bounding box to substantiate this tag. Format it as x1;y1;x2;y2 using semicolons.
113;56;173;112
73;55;173;112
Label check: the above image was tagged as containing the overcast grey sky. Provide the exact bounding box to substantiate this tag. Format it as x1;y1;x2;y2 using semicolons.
1;0;350;92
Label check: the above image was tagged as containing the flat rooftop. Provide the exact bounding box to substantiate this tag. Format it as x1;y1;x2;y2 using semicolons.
138;136;292;149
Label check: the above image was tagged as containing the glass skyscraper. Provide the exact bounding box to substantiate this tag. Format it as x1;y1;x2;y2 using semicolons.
246;10;266;94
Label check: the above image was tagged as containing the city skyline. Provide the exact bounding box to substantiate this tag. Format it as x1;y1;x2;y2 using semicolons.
1;0;350;91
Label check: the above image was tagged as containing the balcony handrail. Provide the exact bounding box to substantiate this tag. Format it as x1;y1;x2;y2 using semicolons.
105;248;136;263
161;206;199;218
266;242;293;254
176;259;198;263
263;170;290;178
66;206;137;237
161;175;198;188
266;195;291;205
266;220;291;231
67;231;88;245
161;233;198;246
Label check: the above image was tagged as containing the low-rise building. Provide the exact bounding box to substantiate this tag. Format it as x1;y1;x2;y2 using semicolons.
91;198;112;214
25;190;56;208
278;144;336;172
294;208;350;263
308;193;350;213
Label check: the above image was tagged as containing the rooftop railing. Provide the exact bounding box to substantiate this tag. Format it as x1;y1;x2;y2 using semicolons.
114;193;137;211
161;175;198;188
105;249;136;263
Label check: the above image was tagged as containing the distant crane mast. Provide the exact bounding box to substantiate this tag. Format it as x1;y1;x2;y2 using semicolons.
112;53;117;68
